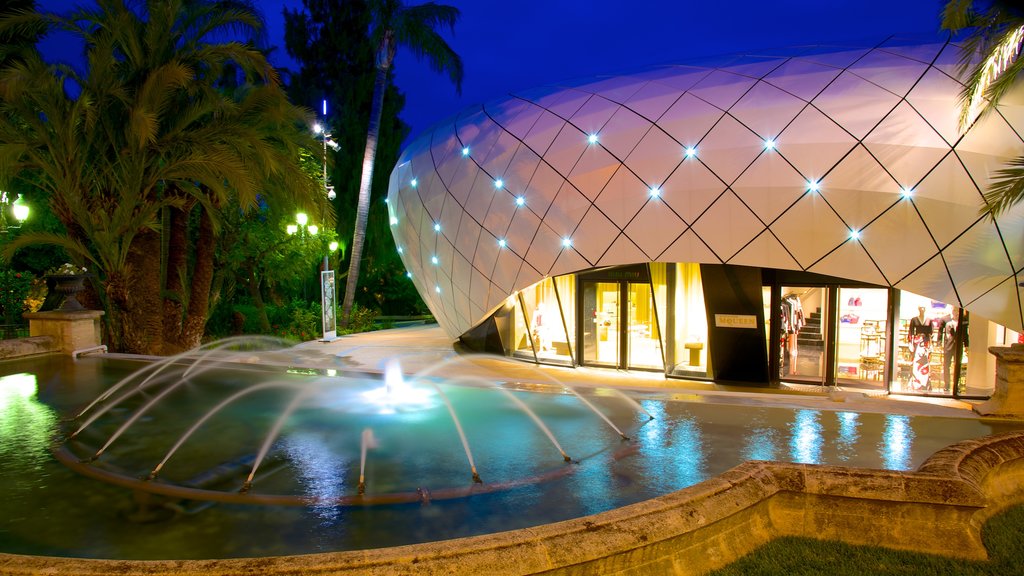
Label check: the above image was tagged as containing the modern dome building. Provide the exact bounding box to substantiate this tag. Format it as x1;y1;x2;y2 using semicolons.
386;37;1024;398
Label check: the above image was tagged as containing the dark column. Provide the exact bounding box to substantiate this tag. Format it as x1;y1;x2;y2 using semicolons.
701;264;769;385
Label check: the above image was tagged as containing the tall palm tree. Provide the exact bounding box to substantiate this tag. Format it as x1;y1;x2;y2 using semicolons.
942;0;1024;217
0;0;327;353
340;0;463;328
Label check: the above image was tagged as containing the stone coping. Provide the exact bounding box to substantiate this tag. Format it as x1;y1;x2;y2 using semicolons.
3;431;1024;576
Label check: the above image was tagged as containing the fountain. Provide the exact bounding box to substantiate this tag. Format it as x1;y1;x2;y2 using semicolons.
54;342;651;511
0;338;1022;563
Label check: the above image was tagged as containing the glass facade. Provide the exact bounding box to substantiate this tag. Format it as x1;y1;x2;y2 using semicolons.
486;263;1006;399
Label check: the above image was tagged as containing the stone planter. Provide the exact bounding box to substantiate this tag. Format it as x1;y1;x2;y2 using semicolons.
46;274;89;312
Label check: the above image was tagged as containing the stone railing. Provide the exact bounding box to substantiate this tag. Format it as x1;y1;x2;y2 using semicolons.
2;431;1024;576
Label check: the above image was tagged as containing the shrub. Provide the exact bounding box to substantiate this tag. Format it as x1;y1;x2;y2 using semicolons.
0;269;33;325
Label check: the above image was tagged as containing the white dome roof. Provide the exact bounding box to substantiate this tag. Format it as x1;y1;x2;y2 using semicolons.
387;38;1024;338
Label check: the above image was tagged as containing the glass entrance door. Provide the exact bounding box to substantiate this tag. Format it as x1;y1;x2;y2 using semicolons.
582;281;620;367
581;280;663;369
627;282;663;369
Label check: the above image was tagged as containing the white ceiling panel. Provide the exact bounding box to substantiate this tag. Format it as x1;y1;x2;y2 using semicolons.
567;143;620;201
730;81;808;138
690;191;765;262
661;157;729;224
863;101;951;187
764;59;843;101
597;233;647;267
777;107;858;179
624;198;685;259
812;71;901;140
659;228;719;264
807;239;887;286
858;200;938;284
594;166;650;228
770;192;851;268
731;153;807;223
573;207;619;264
657;93;726;147
729;229;801;270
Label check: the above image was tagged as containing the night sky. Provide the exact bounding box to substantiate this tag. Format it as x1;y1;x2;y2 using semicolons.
35;0;949;142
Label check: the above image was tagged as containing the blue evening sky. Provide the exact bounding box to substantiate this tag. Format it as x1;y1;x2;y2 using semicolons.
35;0;947;142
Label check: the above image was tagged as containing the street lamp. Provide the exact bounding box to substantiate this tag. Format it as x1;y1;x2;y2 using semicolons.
286;212;319;236
0;191;29;234
314;101;340;202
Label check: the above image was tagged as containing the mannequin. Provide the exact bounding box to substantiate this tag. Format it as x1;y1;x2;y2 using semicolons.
907;306;932;390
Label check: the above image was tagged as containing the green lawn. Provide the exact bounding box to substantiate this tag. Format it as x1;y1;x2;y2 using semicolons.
709;505;1024;575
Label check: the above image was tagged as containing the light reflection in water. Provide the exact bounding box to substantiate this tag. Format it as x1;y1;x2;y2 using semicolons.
0;373;57;484
641;400;666;443
836;411;860;462
742;413;779;462
282;433;347;523
880;414;915;470
789;409;823;464
673;417;705;488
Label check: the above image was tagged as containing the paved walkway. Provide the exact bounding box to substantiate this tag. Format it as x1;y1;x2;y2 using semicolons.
290;323;989;420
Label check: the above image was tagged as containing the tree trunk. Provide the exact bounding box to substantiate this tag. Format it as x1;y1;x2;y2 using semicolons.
162;204;190;346
341;43;391;328
178;206;216;349
121;229;164;354
246;264;272;333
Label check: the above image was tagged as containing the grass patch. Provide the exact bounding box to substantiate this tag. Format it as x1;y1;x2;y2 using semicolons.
708;505;1024;575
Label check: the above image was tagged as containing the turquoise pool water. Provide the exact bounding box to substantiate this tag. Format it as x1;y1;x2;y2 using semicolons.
0;353;1019;560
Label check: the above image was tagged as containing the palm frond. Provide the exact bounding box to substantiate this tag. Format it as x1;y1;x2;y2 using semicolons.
980;155;1024;217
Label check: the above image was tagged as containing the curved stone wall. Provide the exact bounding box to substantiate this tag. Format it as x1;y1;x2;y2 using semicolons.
386;38;1024;339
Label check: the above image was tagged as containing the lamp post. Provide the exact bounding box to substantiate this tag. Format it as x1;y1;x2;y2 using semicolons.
312;99;341;342
0;191;29;234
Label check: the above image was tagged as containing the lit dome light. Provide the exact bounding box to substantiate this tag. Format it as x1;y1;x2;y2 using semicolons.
397;246;403;254
685;146;697;158
498;238;507;248
807;179;821;193
406;271;412;278
901;186;914;198
384;197;389;204
433;222;441;232
390;217;398;225
411;178;418;187
307;225;318;235
764;138;776;151
435;285;441;293
587;133;599;144
515;196;525;207
313;123;322;134
286;224;298;235
850;229;861;240
561;237;572;248
296;212;308;226
461;146;470;156
649;186;661;199
329;241;339;252
431;255;439;265
494;179;504;189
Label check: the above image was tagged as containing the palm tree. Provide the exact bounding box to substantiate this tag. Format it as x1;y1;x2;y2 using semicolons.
0;0;327;353
942;0;1024;217
340;0;463;328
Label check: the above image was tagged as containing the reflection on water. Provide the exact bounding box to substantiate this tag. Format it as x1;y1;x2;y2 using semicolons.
742;414;780;462
880;414;914;470
789;409;823;464
0;373;57;476
282;433;347;524
836;412;860;462
1;356;1022;561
